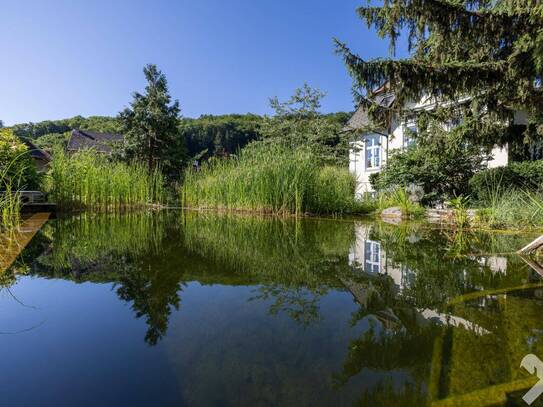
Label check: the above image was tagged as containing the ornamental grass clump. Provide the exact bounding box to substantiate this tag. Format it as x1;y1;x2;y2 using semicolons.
48;150;164;211
0;181;21;231
182;144;359;215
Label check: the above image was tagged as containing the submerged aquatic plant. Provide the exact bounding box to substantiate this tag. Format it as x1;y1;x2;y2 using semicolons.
48;149;165;211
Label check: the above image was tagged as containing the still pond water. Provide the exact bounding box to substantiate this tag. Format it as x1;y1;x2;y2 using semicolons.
2;212;543;406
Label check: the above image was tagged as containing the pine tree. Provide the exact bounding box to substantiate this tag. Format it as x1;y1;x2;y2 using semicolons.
336;0;543;146
119;64;186;178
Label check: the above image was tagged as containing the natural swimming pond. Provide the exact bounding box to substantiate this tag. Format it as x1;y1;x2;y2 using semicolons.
2;212;543;406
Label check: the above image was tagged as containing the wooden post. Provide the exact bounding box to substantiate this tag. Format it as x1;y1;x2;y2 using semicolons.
518;235;543;255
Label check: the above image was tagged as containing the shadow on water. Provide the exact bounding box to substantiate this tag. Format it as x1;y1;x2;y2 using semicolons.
5;211;543;406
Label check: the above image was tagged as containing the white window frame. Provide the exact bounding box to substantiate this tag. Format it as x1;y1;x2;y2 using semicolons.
403;123;417;149
364;134;381;170
364;240;381;274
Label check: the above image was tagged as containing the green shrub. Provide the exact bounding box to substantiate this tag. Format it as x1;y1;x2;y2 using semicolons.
371;137;485;205
469;160;543;201
0;128;40;190
182;143;363;215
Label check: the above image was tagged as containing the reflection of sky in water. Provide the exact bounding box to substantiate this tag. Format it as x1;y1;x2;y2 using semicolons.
1;213;542;406
0;278;391;406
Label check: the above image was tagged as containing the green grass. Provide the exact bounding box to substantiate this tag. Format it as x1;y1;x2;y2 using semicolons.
474;189;543;230
47;150;165;211
182;144;366;216
376;188;425;218
470;174;543;230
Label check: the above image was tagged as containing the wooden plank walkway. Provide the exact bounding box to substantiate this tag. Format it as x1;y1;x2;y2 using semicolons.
0;213;51;273
519;235;543;255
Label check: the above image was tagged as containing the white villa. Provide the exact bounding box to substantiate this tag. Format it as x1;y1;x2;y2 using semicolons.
346;89;524;197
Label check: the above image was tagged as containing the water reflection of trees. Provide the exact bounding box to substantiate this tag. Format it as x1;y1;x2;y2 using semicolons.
339;222;543;404
21;212;182;345
14;212;543;404
24;212;358;344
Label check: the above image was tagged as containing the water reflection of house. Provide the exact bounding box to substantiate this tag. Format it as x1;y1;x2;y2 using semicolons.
477;256;508;274
348;223;415;292
347;223;488;335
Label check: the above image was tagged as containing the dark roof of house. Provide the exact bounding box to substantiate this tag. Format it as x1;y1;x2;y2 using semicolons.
21;139;52;162
344;89;396;132
67;130;124;154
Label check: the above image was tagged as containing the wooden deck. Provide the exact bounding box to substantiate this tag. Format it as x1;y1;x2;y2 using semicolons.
0;213;51;273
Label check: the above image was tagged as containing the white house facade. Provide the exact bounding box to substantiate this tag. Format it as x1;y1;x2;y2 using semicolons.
347;93;518;197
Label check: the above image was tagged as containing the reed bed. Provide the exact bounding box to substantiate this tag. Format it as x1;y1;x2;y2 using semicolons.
48;150;165;211
182;144;360;215
470;174;543;230
474;189;543;230
0;184;21;231
0;160;24;231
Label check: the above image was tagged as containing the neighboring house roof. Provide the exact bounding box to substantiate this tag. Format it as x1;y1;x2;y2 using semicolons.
21;139;52;162
67;130;124;154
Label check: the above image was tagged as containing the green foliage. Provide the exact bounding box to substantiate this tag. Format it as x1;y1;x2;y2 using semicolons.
377;188;425;218
371;128;486;204
336;1;543;147
182;143;362;215
47;149;164;211
473;189;543;230
0;179;21;231
260;84;350;166
469;160;543;201
118;64;187;178
11;115;121;140
32;131;71;154
179;114;262;158
447;195;471;229
0;128;39;190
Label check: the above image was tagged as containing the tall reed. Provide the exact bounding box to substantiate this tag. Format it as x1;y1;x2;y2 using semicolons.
48;150;165;211
0;156;27;231
472;173;543;230
182;144;361;215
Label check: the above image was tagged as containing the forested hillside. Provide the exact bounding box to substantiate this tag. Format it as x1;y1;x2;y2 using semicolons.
9;112;351;158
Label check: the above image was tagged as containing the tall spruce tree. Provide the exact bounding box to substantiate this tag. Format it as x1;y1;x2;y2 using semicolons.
335;0;543;147
119;64;186;177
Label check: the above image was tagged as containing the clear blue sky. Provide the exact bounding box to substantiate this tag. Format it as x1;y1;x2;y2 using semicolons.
0;0;407;125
